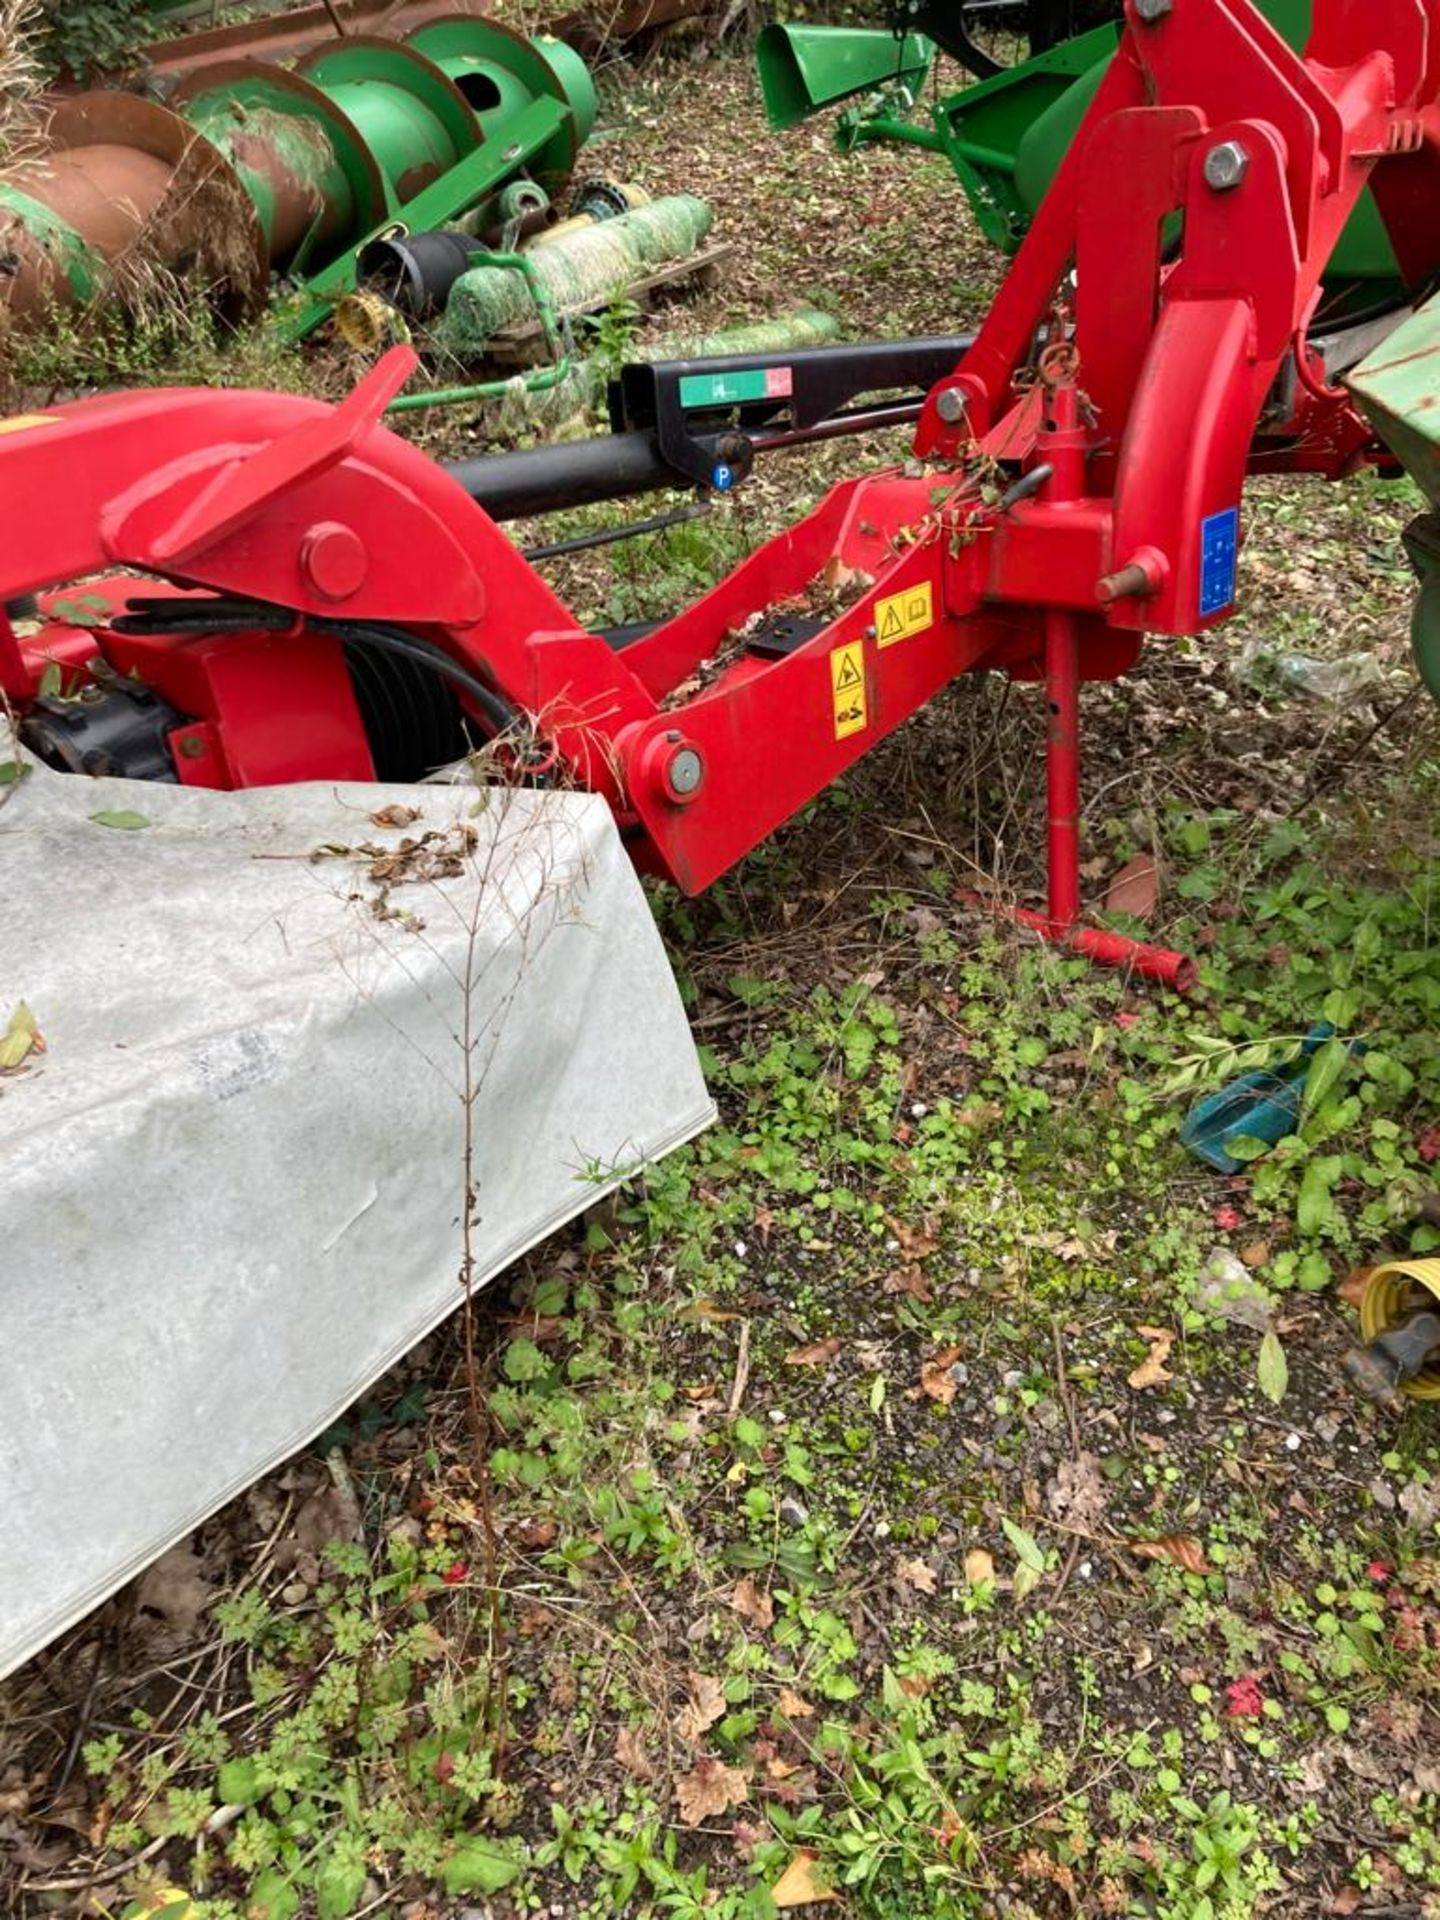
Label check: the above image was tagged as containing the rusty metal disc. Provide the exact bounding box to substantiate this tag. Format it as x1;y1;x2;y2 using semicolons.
174;59;389;264
36;91;268;320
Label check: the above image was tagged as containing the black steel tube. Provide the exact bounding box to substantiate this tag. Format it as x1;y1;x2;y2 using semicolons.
448;407;931;522
447;431;683;522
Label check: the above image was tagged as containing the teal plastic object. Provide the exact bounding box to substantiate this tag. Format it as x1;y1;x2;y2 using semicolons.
1179;1024;1360;1173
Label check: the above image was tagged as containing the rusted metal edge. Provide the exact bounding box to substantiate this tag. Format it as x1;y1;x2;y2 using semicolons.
122;0;707;88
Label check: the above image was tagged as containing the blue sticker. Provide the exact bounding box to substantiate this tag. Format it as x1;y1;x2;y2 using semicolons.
711;463;734;492
1199;506;1239;618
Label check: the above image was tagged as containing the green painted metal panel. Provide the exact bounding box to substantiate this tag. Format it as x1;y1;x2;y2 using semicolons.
756;25;933;131
407;19;596;178
1349;291;1440;702
773;0;1399;289
1349;293;1440;507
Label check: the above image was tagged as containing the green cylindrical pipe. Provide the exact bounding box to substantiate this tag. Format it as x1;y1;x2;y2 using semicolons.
439;194;713;354
638;308;842;360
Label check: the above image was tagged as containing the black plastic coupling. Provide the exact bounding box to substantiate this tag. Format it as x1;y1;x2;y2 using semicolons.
358;229;490;319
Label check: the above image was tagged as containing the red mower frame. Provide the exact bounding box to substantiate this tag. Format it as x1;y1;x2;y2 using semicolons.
3;0;1438;988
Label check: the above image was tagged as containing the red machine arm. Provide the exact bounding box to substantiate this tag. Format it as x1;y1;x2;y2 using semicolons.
3;0;1438;984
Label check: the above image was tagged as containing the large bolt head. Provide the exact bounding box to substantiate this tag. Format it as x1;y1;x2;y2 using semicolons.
666;745;704;798
301;521;367;600
1203;139;1250;190
935;385;968;425
1134;0;1172;20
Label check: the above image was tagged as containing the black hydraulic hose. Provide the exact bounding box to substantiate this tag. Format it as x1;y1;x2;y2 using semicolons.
112;598;523;742
522;499;711;561
112;597;292;634
311;619;521;741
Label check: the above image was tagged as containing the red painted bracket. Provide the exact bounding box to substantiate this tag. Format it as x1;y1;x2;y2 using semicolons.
147;346;418;567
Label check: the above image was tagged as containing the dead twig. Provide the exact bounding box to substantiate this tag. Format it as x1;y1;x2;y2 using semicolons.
726;1319;751;1420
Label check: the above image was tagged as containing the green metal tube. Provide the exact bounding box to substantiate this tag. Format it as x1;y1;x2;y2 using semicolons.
298;43;476;212
385;360;574;412
845;117;944;154
406;19;596;179
439;195;713;355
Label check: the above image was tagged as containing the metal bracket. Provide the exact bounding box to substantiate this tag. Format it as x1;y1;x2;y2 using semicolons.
609;334;976;489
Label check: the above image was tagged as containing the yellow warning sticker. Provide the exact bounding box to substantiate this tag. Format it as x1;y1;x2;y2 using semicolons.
875;580;934;649
0;412;60;436
830;639;867;740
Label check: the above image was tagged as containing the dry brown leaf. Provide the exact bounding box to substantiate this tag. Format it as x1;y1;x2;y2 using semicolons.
919;1344;964;1404
1337;1267;1372;1307
616;1723;657;1780
821;554;859;596
887;1213;940;1261
679;1298;743;1324
134;1544;214;1638
547;1661;577;1709
772;1849;838;1908
766;1754;800;1780
369;803;422;828
1131;1534;1210;1576
674;1671;727;1743
1106;853;1158;921
1239;1240;1271;1270
785;1337;842;1367
964;1548;995;1585
777;1686;815;1719
1046;1453;1108;1531
894;1555;938;1595
291;1481;363;1558
675;1757;749;1827
883;1264;933;1303
730;1575;775;1630
1127;1325;1175;1390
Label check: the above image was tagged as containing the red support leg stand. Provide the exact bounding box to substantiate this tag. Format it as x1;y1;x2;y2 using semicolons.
1044;607;1082;936
1005;607;1196;992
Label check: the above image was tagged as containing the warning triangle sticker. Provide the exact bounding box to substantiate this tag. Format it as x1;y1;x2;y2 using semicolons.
878;603;905;641
834;654;863;690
